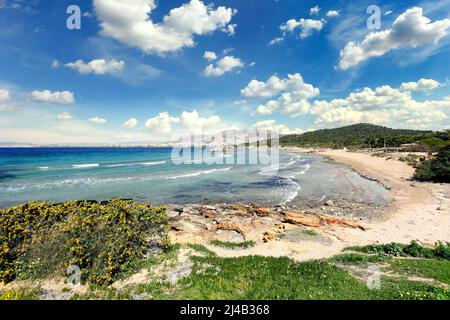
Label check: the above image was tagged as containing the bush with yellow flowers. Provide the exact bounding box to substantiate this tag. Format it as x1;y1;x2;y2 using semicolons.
0;199;168;285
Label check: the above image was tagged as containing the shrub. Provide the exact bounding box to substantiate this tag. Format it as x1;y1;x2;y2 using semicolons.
345;241;450;261
414;145;450;182
0;200;168;285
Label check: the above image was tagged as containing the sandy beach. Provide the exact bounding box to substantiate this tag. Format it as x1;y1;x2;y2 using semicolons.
175;149;450;261
316;149;450;245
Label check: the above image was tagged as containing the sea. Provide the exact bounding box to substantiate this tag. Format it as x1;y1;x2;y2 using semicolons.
0;148;390;209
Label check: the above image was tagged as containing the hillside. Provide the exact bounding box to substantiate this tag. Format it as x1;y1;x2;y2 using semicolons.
280;123;436;148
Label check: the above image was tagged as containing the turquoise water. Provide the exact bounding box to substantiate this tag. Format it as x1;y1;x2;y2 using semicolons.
0;148;389;208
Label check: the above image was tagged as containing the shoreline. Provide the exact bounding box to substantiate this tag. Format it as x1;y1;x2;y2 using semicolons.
167;148;449;261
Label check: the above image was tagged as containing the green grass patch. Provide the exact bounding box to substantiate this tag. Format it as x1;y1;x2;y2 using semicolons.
210;240;256;249
331;252;390;265
388;258;450;285
345;241;450;260
0;288;41;300
302;229;319;236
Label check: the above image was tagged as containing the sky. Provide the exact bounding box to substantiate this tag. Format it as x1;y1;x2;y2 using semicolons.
0;0;450;144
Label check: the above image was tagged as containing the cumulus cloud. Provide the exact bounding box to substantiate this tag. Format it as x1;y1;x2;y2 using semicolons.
400;78;441;92
311;83;450;129
145;110;221;134
29;90;75;104
57;112;72;120
252;120;304;135
281;18;325;39
65;59;125;75
310;5;320;16
241;73;319;99
89;116;107;124
122;118;138;128
203;51;217;61
242;74;319;117
326;10;340;17
145;112;180;134
203;56;243;77
0;89;10;102
338;7;450;70
93;0;237;55
179;110;221;133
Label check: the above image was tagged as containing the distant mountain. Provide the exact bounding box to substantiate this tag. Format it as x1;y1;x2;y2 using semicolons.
280;123;433;148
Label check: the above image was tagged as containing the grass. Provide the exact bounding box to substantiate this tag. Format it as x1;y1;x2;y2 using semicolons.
389;258;450;285
210;240;256;249
331;252;391;265
2;239;450;300
302;229;319;236
0;288;41;300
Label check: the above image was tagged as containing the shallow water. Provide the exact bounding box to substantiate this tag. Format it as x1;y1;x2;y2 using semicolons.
0;148;389;208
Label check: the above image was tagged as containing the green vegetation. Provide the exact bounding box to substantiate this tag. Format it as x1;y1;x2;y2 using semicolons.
0;200;169;285
1;199;448;300
210;240;256;249
280;123;449;150
302;229;319;236
345;241;450;260
414;145;450;182
129;244;449;300
389;259;450;285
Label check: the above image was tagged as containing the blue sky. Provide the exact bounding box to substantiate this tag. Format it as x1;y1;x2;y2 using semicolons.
0;0;450;144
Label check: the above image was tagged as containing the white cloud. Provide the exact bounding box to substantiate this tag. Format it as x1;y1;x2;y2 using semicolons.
0;104;14;112
51;60;60;68
203;51;217;61
269;37;284;46
241;73;319;99
242;74;319;117
145;112;180;134
252;120;304;135
29;90;75;104
89;116;107;124
310;5;320;16
326;10;340;17
311;83;450;129
65;59;125;75
122;118;138;128
93;0;237;55
179;110;221;133
57;112;72;120
0;89;10;102
281;18;325;39
338;7;450;70
223;23;237;36
400;78;441;92
203;56;243;77
145;110;221;134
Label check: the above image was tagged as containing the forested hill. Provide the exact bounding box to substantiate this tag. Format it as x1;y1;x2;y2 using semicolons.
280;123;436;148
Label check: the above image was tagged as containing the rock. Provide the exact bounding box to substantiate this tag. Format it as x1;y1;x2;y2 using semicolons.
200;205;217;218
263;231;276;242
250;204;273;216
282;210;366;230
216;221;247;236
215;229;245;243
171;221;201;233
167;210;181;219
324;200;334;207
